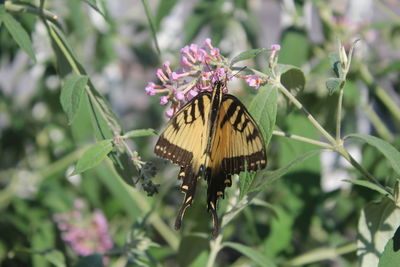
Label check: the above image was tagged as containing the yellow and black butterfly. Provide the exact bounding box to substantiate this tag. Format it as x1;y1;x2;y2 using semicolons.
154;80;266;236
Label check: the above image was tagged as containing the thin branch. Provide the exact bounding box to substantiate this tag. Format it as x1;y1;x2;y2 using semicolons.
273;130;333;149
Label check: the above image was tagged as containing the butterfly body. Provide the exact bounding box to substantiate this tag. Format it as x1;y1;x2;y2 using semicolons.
155;81;266;236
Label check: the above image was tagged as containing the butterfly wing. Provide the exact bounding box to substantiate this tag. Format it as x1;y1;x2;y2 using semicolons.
155;92;211;166
206;94;267;236
217;94;267;174
154;92;212;230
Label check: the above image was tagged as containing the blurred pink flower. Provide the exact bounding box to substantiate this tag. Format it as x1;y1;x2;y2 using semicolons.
53;200;113;263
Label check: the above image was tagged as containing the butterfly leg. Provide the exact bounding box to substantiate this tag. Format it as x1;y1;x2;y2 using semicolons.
175;165;198;230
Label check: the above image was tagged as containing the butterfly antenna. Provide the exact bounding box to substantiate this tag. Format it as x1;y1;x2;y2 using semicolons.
230;66;247;79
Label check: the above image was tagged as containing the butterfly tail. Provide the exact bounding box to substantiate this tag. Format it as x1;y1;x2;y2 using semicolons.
206;169;232;237
175;165;198;230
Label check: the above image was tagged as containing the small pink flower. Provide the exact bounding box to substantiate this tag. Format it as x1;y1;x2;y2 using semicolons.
190;43;199;55
215;68;226;79
271;44;281;51
187;90;198;100
171;72;179;81
156;68;168;83
163;61;172;76
160;96;169;105
210;48;220;57
245;75;262;88
270;44;281;59
201;72;211;81
181;56;192;67
165;108;175;118
180;45;190;55
145;82;156;95
197;48;208;62
181;45;196;63
53;200;113;261
204;38;213;49
198;83;211;91
175;91;185;101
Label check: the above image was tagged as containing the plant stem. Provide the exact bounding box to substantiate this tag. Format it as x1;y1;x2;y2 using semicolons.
335;85;344;142
363;104;394;141
5;1;59;25
273;130;333;149
206;235;223;267
272;81;337;145
359;64;400;122
335;145;387;193
285;242;357;266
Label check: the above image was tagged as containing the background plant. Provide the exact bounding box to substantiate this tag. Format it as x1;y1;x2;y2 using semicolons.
1;0;399;266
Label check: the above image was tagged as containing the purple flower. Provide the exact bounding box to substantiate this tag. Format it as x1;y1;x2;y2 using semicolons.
53;199;113;262
165;108;175;118
245;75;263;88
201;72;211;81
181;56;192;67
163;61;172;76
204;38;213;49
187;90;198;100
210;48;220;57
160;96;169;105
171;72;179;81
271;44;281;51
145;82;156;96
190;43;199;54
175;91;185;101
156;68;168;83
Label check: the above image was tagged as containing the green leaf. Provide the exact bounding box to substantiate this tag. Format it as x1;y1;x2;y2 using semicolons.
47;23;79;77
72;139;113;175
239;170;254;200
346;134;400;176
357;198;400;267
83;0;106;18
2;12;36;61
223;242;276;267
329;51;342;78
276;65;306;92
378;226;400;267
141;0;160;54
249;84;278;147
60;74;89;124
238;84;277;198
278;27;309;66
75;254;104;267
326;77;345;95
343;179;389;196
250;149;322;193
155;0;179;27
262;207;293;257
124;129;157;138
230;48;269;66
44;250;66;267
0;5;4;26
178;235;209;267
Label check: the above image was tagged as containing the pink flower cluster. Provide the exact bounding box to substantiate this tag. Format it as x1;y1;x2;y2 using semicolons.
53;200;113;260
145;38;272;118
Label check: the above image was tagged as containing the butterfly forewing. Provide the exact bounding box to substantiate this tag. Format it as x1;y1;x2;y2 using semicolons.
154;92;212;167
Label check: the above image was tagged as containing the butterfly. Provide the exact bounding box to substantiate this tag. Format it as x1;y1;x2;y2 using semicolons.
154;79;267;237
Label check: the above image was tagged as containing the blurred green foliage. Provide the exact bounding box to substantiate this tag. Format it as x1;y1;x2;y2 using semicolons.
1;0;400;266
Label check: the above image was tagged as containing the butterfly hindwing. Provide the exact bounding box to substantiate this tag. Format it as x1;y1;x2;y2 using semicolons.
175;165;198;230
